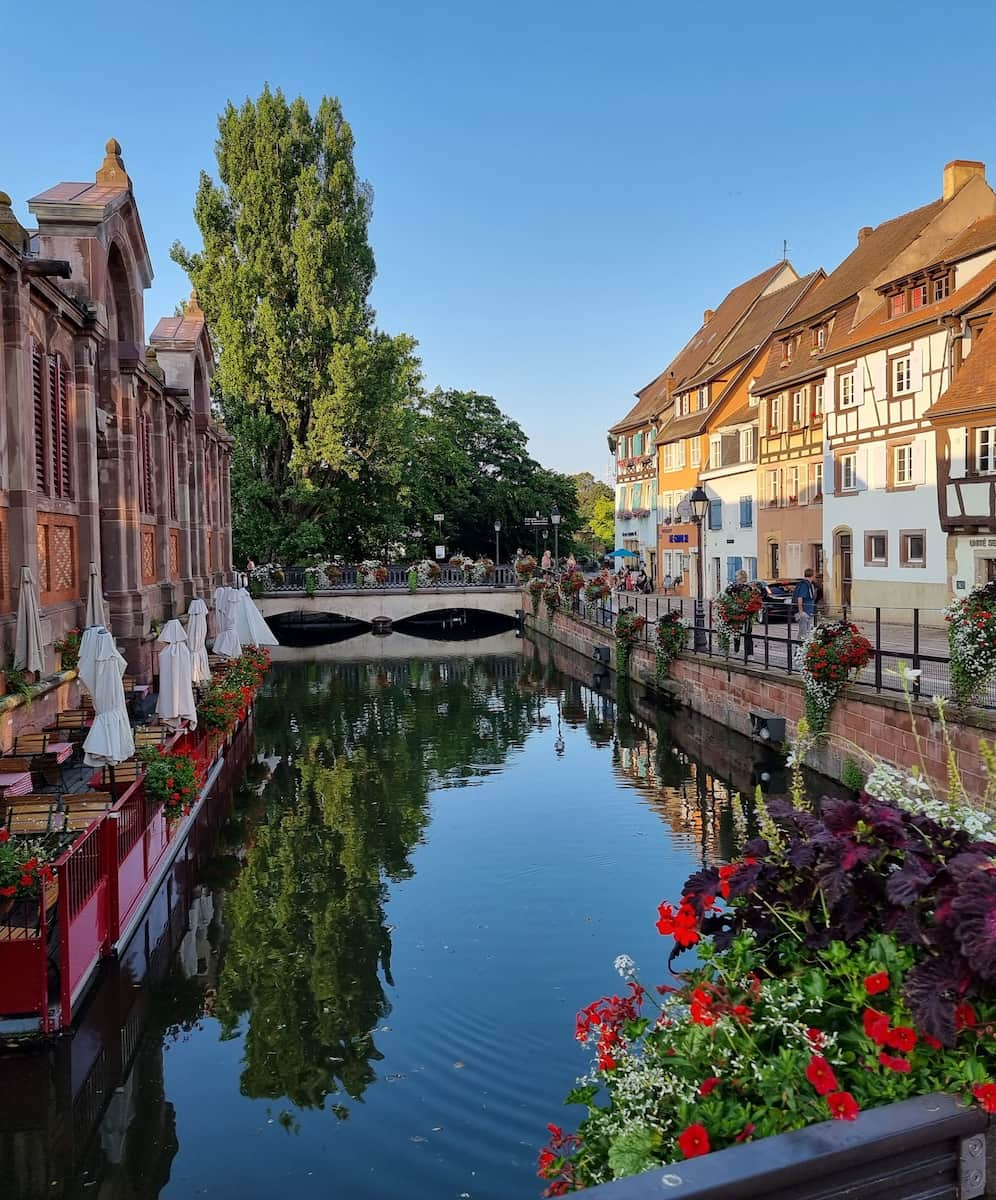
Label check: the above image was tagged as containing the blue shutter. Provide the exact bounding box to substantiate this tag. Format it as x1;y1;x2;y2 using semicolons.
726;556;742;584
739;496;753;528
708;499;722;530
745;556;757;580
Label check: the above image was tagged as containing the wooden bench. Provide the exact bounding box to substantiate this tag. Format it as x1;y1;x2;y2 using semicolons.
133;729;166;748
12;734;48;756
100;761;144;789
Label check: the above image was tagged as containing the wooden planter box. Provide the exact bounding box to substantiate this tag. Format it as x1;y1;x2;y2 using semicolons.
581;1094;993;1199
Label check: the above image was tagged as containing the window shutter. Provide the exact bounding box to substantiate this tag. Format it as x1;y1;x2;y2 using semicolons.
870;355;886;401
57;359;71;497
909;348;924;396
949;428;967;479
823;367;836;413
866;443;886;490
855;448;869;491
140;413;154;513
32;345;47;493
912;439;927;486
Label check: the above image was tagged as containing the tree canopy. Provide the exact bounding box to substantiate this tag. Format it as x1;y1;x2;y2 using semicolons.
570;472;615;552
175;88;583;564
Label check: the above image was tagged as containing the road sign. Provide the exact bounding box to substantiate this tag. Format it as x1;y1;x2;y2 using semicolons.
524;517;549;527
433;513;444;523
435;545;446;559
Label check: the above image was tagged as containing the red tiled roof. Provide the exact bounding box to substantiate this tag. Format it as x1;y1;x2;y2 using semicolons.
831;259;996;355
684;272;822;390
928;213;996;267
610;262;789;434
788;198;945;327
150;296;207;347
927;326;996;420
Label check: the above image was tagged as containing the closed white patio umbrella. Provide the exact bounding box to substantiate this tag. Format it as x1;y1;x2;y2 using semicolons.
233;587;278;647
212;586;230;639
187;598;210;684
156;619;197;732
82;629;134;768
14;566;44;676
77;624;104;697
212;589;242;660
84;561;108;630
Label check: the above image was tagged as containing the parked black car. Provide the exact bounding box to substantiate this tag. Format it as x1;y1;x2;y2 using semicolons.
749;579;799;624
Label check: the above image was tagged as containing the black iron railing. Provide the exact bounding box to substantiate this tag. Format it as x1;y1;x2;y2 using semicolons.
566;592;986;710
259;564;517;592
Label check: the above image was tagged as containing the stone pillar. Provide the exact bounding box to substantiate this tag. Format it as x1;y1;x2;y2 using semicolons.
73;332;102;608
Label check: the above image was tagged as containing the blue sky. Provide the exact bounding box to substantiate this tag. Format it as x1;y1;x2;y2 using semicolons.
4;0;996;478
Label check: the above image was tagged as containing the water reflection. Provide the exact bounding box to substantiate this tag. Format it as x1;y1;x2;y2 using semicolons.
0;647;837;1200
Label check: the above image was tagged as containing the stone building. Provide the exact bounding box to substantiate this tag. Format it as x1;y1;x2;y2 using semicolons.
0;139;232;677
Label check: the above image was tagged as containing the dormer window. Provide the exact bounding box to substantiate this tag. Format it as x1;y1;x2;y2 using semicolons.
811;325;826;350
782;338;794;364
934;274;951;303
890;293;907;318
911;283;928;310
697;386;708;409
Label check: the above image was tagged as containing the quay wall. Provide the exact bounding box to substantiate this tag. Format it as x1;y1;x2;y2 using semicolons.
525;607;996;799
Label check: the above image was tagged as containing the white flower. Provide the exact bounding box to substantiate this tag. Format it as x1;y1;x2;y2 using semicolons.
614;954;638;980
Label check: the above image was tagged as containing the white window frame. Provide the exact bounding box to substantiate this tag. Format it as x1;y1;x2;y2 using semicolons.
767;469;781;507
697;386;708;409
892;356;912;395
977;427;996;474
903;531;926;565
839;372;856;408
709;434;722;467
676;440;687;469
813;383;824;418
841;452;857;491
788;465;800;503
811;460;823;499
792;390;804;426
690;439;701;468
770;395;783;431
740;428;754;462
869;533;888;563
663;442;676;472
894;444;913;485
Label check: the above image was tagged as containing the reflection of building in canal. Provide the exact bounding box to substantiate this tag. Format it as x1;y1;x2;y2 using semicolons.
0;880;227;1200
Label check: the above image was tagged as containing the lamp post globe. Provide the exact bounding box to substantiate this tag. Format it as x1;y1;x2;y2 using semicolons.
550;505;561;571
689;485;709;651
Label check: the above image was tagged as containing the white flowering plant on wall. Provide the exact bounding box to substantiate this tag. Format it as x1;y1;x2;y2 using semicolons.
946;581;996;710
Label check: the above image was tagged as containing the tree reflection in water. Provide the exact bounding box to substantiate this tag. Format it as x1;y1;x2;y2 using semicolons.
214;657;535;1114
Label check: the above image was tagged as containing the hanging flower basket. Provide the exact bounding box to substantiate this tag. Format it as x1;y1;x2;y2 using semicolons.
946;580;996;709
715;583;763;654
559;569;585;604
796;619;873;733
357;560;388;587
515;555;537;579
655;610;688;681
584;574;611;606
614;609;647;675
528;576;545;615
543;582;561;625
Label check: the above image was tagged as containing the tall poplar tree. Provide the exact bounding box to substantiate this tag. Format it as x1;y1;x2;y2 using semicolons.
172;86;421;561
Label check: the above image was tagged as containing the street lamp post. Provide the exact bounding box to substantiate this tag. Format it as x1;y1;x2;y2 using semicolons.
494;519;501;571
433;513;444;560
689;486;710;651
550;505;561;572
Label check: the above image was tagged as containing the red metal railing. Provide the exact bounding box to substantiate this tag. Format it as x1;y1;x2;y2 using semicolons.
0;713;253;1033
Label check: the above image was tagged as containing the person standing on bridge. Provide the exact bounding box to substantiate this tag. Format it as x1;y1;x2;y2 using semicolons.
541;548;553;573
793;569;817;640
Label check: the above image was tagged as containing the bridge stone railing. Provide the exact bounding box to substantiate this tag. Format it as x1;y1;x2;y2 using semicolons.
260;564;518;592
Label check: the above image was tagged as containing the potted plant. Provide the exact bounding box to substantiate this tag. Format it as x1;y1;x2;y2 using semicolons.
796;619;874;733
54;627;82;672
0;829;56;918
138;746;202;819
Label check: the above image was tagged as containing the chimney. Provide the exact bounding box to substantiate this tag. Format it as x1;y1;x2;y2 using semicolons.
943;159;986;201
0;191;27;253
857;226;873;244
703;308;714;324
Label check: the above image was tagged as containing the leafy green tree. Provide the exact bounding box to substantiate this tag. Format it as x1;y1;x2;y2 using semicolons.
570;471;615;554
406;388;580;559
172;86;421;562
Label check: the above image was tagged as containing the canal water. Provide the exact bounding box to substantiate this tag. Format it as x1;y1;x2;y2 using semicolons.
0;638;803;1200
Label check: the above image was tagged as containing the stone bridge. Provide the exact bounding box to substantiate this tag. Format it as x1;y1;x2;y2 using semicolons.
256;586;523;625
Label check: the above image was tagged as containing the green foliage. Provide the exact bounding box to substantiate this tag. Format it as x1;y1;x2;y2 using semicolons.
172;86;421;563
571;472;614;553
841;757;866;794
407;389;581;559
589;494;616;548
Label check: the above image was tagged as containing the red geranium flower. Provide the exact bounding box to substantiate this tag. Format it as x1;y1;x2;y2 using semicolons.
805;1055;838;1096
864;972;890;995
956;1003;978;1032
878;1052;911;1073
827;1091;860;1121
973;1083;996;1113
922;1033;943;1050
806;1028;824;1048
733;1123;756;1143
885;1026;917;1052
0;885;15;897
0;829;9;844
698;1076;721;1097
863;1008;891;1045
677;1124;710;1159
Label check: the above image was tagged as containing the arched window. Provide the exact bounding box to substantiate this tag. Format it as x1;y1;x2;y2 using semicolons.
107;244;135;344
193;357;208;416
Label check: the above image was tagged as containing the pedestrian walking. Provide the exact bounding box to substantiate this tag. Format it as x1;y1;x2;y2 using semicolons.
541;548;553;573
566;553;577;573
793;569;817;639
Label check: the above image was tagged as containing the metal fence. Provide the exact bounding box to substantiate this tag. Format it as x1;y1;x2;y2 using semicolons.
259;564;517;592
569;592;991;710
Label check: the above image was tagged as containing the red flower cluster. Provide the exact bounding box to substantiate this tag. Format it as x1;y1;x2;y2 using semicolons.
537;1123;581;1197
656;896;701;947
803;621;873;685
677;1123;710;1159
805;1055;838;1096
575;982;644;1070
863;971;890;995
862;1007;918;1065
